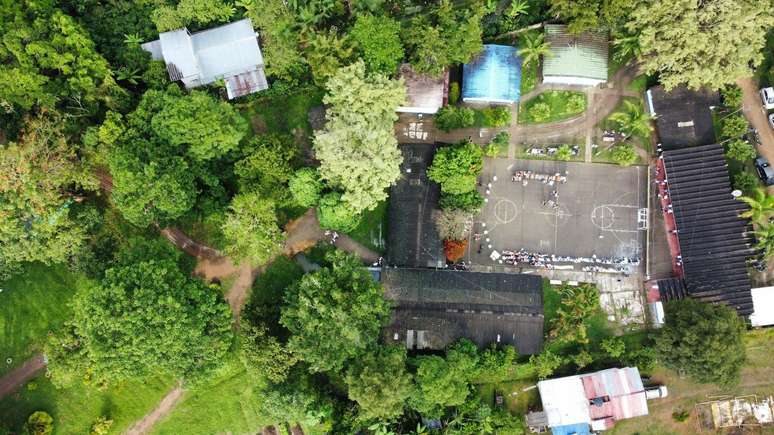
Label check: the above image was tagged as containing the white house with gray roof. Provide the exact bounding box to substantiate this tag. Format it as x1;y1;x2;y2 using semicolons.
142;18;268;99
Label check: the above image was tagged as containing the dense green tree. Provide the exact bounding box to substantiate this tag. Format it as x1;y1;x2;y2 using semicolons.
256;370;335;430
720;115;749;140
428;140;484;194
608;100;653;140
409;340;480;418
239;319;298;384
0;113;98;279
280;250;391;373
549;284;600;344
289;168;324;207
351;15;404;75
240;0;307;80
0;1;122;115
305;30;356;85
69;244;233;383
629;0;774;90
611;33;642;62
518;32;551;67
739;188;774;223
656;299;746;386
25;411;53;435
548;0;634;33
235;134;298;199
530;349;564;379
439;191;485;212
477;345;517;383
152;0;235;32
317;192;362;232
346;346;413;422
314;62;405;215
726;139;756;162
221;192;285;265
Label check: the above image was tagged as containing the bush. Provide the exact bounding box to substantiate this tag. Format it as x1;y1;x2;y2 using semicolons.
477;345;517;383
480;107;511;127
435;106;475;131
601;337;626;358
90;417;114;435
725;139;756;161
672;409;690;422
25;412;53;435
289;168;323;207
528;102;551;122
449;82;460;104
555;144;572;161
611;143;637;166
317;192;362;232
530;350;564;379
439;191;484;212
443;239;468;262
485;131;510;157
721;85;743;109
566;93;586;113
733;171;759;193
721;114;748;139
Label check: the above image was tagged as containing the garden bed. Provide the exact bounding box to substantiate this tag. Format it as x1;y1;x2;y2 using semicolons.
518;91;587;124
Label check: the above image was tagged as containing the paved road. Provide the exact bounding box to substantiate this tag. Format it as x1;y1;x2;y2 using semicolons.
0;354;46;400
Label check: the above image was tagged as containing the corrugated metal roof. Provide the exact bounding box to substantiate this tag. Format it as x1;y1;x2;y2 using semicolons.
462;44;521;103
751;286;774;327
159;29;199;80
538;376;592;427
543;24;608;83
225;68;268;99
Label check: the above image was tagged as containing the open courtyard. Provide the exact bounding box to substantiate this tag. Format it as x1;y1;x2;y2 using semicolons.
466;159;648;274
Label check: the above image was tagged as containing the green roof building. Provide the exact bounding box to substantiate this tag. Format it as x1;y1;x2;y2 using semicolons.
542;24;609;87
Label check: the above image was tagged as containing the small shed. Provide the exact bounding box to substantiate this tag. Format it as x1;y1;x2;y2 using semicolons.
397;64;448;114
543;24;608;87
462;45;521;104
750;286;774;327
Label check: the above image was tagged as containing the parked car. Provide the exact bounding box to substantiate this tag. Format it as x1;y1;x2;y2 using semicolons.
755;157;774;186
769;113;774;130
645;385;669;400
761;87;774;110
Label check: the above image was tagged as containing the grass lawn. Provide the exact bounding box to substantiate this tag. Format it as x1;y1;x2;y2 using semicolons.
626;75;648;94
0;264;94;376
518;91;587;125
0;373;173;434
347;201;388;254
240;85;324;138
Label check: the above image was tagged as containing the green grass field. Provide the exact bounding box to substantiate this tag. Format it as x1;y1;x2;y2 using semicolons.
0;264;94;377
242;86;324;137
0;373;173;434
518;91;587;125
347;201;388;254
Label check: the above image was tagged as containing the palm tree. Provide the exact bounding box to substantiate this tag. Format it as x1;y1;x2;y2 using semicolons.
612;33;642;62
608;100;654;140
754;223;774;258
739;187;774;223
518;32;551;68
507;0;529;17
123;33;143;46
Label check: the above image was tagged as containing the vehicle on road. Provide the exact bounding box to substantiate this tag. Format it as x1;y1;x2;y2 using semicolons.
761;87;774;110
769;113;774;130
755;156;774;186
645;385;669;400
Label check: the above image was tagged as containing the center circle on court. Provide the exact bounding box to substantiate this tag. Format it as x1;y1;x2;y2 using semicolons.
591;205;615;229
494;199;518;223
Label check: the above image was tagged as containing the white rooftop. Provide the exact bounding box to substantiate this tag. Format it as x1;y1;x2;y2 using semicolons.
750;286;774;327
537;375;592;427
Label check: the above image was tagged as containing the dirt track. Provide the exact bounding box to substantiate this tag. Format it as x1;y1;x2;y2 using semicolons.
0;354;46;401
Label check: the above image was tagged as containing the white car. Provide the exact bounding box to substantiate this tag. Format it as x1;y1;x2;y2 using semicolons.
769;112;774;130
762;87;774;110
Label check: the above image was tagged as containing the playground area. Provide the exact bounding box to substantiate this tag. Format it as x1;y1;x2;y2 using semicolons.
466;159;648;275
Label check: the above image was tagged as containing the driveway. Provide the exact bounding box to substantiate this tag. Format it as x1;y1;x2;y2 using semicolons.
738;77;774;193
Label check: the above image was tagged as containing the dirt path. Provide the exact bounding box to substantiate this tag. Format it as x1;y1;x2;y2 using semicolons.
739;76;774;191
123;382;184;435
0;354;46;400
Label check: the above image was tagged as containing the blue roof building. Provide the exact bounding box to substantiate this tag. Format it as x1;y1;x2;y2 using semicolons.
462;45;521;104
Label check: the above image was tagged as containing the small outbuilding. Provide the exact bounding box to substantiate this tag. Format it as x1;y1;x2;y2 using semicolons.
462;45;522;104
142;18;268;99
397;64;448;114
542;24;608;87
645;85;721;150
750;286;774;327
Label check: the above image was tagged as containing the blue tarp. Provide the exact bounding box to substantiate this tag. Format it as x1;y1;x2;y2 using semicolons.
551;423;592;435
462;44;521;104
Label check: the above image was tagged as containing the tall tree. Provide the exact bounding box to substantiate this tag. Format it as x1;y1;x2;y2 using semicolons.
65;240;233;383
351;14;405;75
152;0;235;32
280;250;391;373
221;191;285;265
346;346;413;422
629;0;774;90
656;299;746;386
0;113;98;279
608;100;653;140
739;188;774;223
518;32;552;68
313;61;405;215
548;0;634;33
427;140;484;195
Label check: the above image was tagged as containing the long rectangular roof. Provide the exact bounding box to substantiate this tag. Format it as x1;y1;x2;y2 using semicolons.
191;18;264;84
382;268;544;353
543;24;608;82
462;45;521;104
387;143;444;268
646;85;720;150
661;144;756;315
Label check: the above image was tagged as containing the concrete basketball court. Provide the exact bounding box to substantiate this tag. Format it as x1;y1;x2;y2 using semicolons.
467;159;647;266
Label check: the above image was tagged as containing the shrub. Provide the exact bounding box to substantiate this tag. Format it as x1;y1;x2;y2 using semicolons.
477;345;517;383
439;191;484;212
90;417;114;435
721;114;748;139
721;85;743;109
317;192;361;232
289;168;323;207
449;82;460;104
571;350;593;369
443;239;468;262
555;144;572;161
725;139;756;161
530;350;564;379
481;106;511;127
566;93;586;113
25;412;53;435
611;143;637;166
601;337;626;359
733;171;759;193
672;409;690;422
435;106;475;131
528;102;551;122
